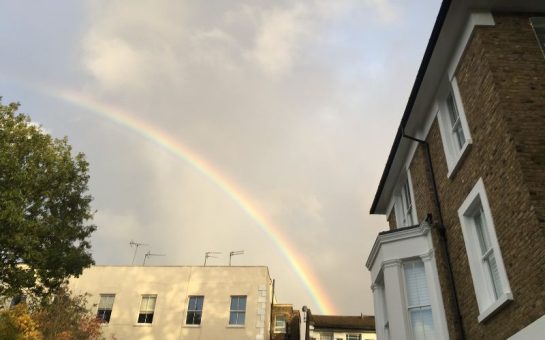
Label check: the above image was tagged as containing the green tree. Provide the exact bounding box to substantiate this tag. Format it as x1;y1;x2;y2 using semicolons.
0;99;96;299
32;287;102;340
0;286;104;340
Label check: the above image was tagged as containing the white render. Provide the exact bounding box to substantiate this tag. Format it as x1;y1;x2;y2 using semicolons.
366;222;449;340
309;327;377;340
69;265;272;340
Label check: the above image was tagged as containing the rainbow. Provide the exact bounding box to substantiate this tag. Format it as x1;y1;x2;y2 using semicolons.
41;87;336;314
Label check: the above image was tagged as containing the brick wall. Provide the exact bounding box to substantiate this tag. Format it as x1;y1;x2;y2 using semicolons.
271;305;300;340
406;13;545;339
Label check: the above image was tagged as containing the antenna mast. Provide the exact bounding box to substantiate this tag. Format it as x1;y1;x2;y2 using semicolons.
204;252;221;266
130;240;149;265
143;250;166;265
229;250;245;266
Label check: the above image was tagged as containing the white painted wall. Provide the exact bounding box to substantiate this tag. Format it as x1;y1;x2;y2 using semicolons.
69;265;272;340
309;329;376;340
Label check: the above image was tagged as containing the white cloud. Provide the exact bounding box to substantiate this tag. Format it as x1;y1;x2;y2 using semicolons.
364;0;401;23
247;4;309;76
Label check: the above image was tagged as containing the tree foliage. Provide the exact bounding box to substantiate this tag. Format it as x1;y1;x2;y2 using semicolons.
0;99;96;298
0;287;103;340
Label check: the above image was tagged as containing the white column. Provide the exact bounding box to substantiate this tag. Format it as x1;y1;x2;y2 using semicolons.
372;283;387;340
383;259;410;340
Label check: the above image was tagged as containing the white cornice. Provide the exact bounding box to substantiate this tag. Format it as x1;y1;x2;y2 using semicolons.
365;222;432;270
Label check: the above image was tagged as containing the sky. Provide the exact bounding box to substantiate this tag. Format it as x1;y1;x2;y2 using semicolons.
0;0;441;315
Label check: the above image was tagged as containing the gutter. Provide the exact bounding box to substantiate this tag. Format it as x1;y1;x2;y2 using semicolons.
370;0;452;214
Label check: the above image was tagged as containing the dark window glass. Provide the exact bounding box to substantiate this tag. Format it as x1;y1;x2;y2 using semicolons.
186;296;204;325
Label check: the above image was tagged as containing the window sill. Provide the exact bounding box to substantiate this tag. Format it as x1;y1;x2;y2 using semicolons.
447;139;472;179
184;324;201;328
133;323;153;327
477;292;513;323
226;325;245;328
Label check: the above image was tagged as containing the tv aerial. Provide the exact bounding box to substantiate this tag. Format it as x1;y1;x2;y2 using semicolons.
143;250;166;265
229;250;245;266
129;240;149;265
204;252;221;266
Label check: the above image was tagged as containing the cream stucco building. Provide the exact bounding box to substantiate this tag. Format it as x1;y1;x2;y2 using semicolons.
69;265;272;340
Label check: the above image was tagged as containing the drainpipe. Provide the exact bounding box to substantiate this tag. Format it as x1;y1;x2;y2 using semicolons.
400;127;467;340
270;279;275;340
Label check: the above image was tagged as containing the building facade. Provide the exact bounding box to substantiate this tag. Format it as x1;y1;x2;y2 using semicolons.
366;0;545;339
271;304;301;340
69;265;272;340
307;314;376;340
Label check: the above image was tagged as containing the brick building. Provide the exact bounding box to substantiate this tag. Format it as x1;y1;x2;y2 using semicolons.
271;304;301;340
365;0;545;339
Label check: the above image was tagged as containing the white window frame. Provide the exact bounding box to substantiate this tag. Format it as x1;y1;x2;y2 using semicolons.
228;295;246;326
274;315;287;333
186;295;204;325
97;294;115;324
394;171;418;228
458;178;512;322
137;295;156;324
403;260;436;340
436;77;472;178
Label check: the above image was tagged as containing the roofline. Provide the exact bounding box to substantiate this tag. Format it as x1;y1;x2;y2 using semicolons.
370;0;452;214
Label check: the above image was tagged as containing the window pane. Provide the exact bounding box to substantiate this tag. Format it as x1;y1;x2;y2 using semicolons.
229;296;246;325
446;93;460;126
230;297;238;310
238;296;246;310
474;209;491;255
274;316;286;333
187;297;204;325
186;311;202;325
98;294;115;309
410;307;435;340
454;125;465;149
138;313;153;324
404;261;430;307
140;296;156;312
229;311;245;325
195;296;203;310
97;309;112;323
486;255;502;299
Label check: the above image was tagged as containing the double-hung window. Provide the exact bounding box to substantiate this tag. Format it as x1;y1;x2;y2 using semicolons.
395;173;417;228
404;260;435;340
137;295;156;324
229;296;246;326
97;294;115;323
530;17;545;56
458;178;512;322
437;78;472;177
446;92;465;151
186;296;204;325
474;207;502;299
274;315;286;333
